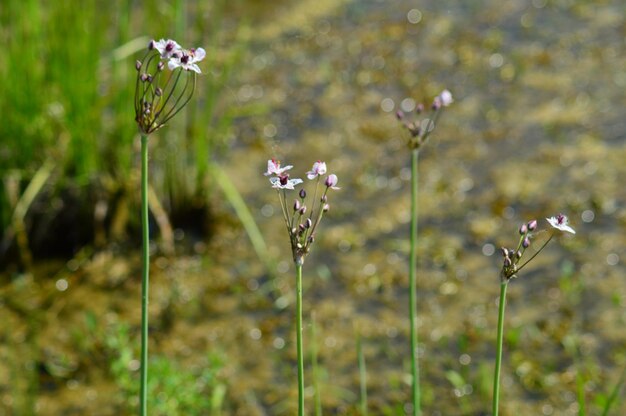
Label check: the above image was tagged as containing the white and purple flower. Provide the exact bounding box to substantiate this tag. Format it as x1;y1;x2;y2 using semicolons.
152;39;181;59
324;174;340;190
433;89;453;109
264;159;293;176
168;47;206;74
546;214;576;234
306;160;327;180
270;175;303;190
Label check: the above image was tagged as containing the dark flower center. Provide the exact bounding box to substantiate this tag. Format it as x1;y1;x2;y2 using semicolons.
279;174;289;185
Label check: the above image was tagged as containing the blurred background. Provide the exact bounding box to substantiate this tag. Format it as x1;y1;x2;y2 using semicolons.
1;0;625;414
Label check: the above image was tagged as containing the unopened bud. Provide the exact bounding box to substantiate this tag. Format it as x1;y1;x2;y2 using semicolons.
146;74;153;83
293;200;301;211
432;97;442;110
527;220;537;231
396;111;404;120
305;218;312;229
503;257;512;267
323;204;330;212
299;206;306;215
155;87;163;97
519;224;528;235
501;247;509;258
299;189;306;199
140;73;149;82
308;235;315;243
516;251;522;259
135;60;142;71
522;237;530;248
299;223;306;232
157;61;165;71
321;195;327;203
416;103;425;114
148;40;156;50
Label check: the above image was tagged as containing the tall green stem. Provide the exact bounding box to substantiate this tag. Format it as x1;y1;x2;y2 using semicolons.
296;262;305;416
492;281;508;416
409;148;421;416
139;134;150;416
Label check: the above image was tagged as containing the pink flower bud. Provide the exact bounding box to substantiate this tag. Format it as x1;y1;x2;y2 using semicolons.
522;237;530;248
527;220;537;231
293;200;301;211
519;223;528;235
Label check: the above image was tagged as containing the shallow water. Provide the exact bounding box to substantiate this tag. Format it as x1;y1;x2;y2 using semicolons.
2;0;625;414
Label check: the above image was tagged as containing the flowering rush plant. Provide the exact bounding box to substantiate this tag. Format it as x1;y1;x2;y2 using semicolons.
134;38;206;135
265;159;339;265
492;213;575;416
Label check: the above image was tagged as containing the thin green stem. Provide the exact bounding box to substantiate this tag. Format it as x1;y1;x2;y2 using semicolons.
139;134;150;416
312;312;322;416
357;332;368;416
296;262;305;416
409;148;421;416
492;281;508;416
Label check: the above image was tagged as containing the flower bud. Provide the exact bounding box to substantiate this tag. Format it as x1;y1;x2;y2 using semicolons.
157;61;165;71
396;111;404;120
299;189;306;199
308;235;315;243
135;60;142;71
504;257;512;267
299;206;306;215
501;247;509;258
299;223;306;232
321;195;327;203
516;251;522;259
519;223;528;235
305;218;312;229
527;220;537;231
416;103;425;114
325;174;339;189
148;40;156;50
293;200;301;211
432;97;442;111
146;74;153;83
323;204;330;212
155;87;163;97
522;237;530;248
140;73;149;82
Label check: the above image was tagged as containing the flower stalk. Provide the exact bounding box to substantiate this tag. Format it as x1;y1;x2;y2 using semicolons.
134;38;204;416
265;159;339;415
397;90;452;416
492;215;575;416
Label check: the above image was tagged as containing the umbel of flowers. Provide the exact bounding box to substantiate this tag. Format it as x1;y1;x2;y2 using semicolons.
396;89;453;149
499;214;576;282
265;159;339;265
134;38;205;135
265;159;339;416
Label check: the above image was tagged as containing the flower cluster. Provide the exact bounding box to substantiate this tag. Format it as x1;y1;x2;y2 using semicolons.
134;38;206;135
265;159;340;265
396;89;453;149
500;214;575;282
